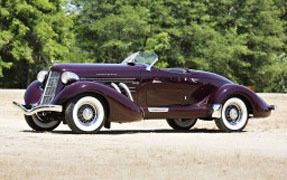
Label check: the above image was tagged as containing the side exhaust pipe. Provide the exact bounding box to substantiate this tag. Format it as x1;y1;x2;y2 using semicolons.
119;83;134;102
111;83;121;93
110;82;134;102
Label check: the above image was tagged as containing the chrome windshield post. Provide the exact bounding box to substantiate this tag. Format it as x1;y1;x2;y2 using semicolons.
146;57;158;71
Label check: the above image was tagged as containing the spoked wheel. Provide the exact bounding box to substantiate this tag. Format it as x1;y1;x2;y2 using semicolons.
65;96;106;134
167;118;197;130
215;97;249;132
25;113;61;131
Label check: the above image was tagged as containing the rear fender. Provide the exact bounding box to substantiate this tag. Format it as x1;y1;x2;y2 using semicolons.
209;84;271;117
52;81;144;122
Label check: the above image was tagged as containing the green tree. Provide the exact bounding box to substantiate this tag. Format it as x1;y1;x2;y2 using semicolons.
263;53;287;92
0;0;74;88
1;0;286;92
74;1;151;62
73;0;286;91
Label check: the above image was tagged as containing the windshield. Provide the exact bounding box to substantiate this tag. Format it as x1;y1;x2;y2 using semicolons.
121;51;158;66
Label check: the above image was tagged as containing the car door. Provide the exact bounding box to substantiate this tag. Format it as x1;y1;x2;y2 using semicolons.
141;68;197;107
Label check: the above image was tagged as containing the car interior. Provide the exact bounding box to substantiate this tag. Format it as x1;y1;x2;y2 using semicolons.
160;68;187;74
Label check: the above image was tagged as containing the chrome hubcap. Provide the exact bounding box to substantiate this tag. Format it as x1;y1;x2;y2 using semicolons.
82;107;94;121
229;108;239;120
77;104;97;123
225;104;242;124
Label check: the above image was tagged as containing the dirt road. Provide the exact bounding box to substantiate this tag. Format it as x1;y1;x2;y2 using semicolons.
0;90;286;180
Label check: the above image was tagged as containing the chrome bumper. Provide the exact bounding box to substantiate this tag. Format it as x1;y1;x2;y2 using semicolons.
269;105;276;111
211;104;222;119
12;101;62;116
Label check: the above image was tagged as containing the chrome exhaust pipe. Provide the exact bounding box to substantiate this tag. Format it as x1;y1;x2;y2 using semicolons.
118;83;134;102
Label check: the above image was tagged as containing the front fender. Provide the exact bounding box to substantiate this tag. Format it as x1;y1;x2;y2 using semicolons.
52;81;144;122
24;80;43;106
209;84;271;117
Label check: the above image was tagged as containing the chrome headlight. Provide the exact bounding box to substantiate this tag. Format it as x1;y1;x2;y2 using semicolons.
61;71;79;84
37;70;48;83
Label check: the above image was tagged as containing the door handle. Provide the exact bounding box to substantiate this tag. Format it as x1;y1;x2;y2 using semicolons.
190;78;199;83
152;79;162;84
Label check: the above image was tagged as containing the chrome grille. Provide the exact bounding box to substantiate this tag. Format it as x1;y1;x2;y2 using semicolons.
40;71;61;105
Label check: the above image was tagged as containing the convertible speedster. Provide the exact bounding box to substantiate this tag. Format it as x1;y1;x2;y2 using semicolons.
13;52;275;133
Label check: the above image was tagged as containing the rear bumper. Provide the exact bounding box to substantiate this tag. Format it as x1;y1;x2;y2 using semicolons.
13;101;62;116
211;104;276;119
252;104;276;118
268;105;276;111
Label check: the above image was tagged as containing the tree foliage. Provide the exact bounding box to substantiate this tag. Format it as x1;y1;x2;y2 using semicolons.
72;0;287;92
0;0;73;87
0;0;286;92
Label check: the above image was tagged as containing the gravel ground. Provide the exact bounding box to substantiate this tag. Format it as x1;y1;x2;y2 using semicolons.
0;90;286;180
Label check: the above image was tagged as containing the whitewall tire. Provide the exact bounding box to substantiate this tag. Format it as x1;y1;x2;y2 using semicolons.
215;97;249;132
25;114;61;131
65;96;106;134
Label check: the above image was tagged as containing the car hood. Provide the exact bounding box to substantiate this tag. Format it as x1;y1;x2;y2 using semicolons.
50;63;142;78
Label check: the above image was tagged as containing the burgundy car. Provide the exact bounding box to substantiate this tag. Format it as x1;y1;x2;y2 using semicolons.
13;52;275;133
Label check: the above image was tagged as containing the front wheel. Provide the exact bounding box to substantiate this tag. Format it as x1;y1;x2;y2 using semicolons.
167;118;197;130
65;96;106;134
215;97;249;132
25;114;61;131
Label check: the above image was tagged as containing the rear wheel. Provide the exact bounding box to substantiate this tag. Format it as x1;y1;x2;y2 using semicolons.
166;118;197;130
25;114;61;131
65;96;106;134
215;97;249;132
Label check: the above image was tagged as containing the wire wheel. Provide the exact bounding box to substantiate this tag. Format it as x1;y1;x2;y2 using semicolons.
215;97;249;132
66;96;106;134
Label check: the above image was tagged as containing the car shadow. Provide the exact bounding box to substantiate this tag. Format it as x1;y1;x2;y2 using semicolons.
21;128;245;135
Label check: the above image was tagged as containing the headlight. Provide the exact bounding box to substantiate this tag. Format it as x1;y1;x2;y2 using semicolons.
37;70;48;83
61;71;79;84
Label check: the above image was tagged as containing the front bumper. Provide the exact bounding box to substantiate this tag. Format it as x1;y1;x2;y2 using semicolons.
13;101;62;116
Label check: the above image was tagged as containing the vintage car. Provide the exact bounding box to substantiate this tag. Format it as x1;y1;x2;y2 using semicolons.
13;51;275;133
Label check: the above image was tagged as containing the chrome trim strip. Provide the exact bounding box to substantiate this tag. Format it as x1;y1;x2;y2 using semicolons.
212;104;222;118
152;79;162;84
81;77;137;82
148;107;169;112
131;81;140;85
13;101;62;116
81;80;138;84
118;83;134;102
111;83;121;93
40;71;52;104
